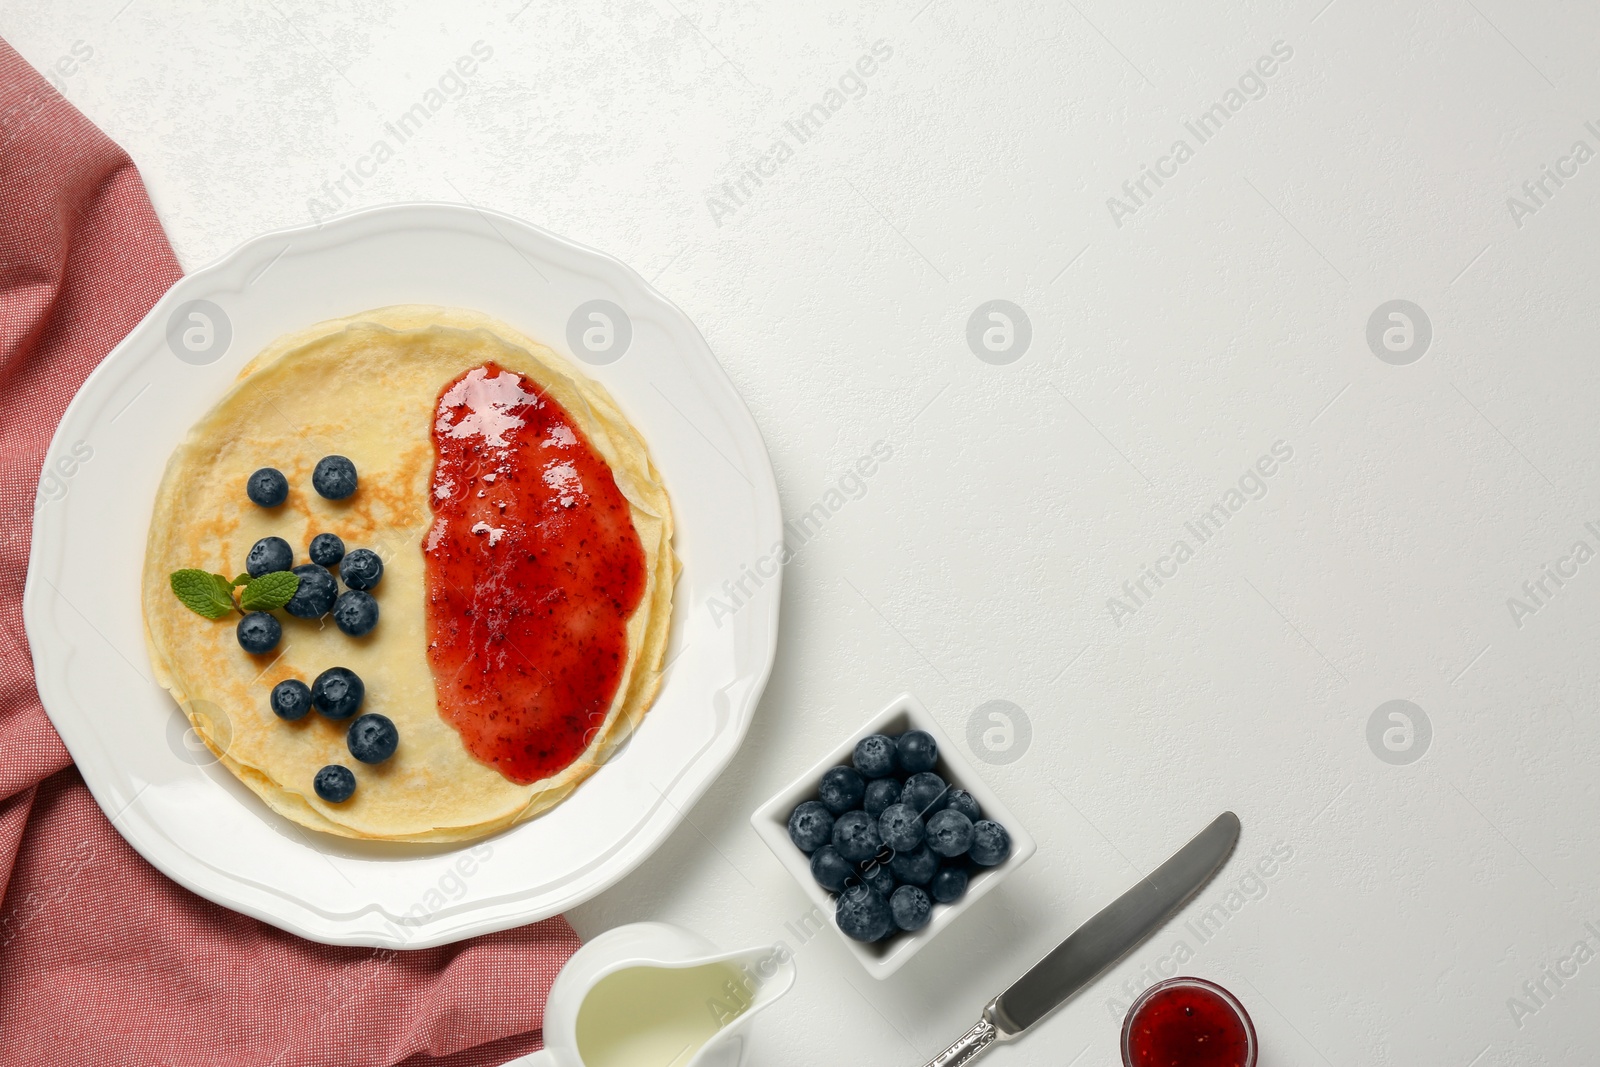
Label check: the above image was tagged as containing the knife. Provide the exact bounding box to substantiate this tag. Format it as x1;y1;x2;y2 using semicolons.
921;811;1241;1067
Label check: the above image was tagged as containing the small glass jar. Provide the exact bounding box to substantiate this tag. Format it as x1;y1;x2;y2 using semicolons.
1121;976;1258;1067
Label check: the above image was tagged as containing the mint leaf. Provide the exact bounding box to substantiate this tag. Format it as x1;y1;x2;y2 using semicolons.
170;569;235;619
239;571;300;612
231;573;251;587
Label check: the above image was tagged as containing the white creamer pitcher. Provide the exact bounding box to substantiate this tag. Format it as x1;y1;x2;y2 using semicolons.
503;922;796;1067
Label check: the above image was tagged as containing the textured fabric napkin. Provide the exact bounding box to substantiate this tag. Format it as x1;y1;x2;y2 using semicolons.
0;37;579;1067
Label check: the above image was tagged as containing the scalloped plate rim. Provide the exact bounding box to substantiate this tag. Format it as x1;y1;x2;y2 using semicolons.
22;201;782;947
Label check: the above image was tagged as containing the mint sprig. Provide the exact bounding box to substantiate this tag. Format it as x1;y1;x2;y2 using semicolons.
170;568;301;618
169;570;236;619
239;571;300;612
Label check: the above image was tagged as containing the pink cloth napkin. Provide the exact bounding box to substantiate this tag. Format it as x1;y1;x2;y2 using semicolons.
0;37;580;1067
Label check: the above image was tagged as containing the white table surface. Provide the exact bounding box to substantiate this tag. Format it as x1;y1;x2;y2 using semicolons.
7;2;1599;1064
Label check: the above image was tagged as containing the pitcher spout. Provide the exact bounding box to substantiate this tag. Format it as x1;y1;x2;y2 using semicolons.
717;943;798;1018
690;944;796;1067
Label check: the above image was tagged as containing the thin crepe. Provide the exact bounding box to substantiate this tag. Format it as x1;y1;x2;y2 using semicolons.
141;306;675;842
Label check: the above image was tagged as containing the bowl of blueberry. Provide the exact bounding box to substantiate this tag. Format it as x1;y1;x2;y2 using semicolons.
751;692;1036;978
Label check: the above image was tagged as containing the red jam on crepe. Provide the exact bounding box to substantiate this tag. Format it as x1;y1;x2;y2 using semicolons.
425;362;646;786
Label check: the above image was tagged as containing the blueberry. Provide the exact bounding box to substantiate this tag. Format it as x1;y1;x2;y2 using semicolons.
897;729;938;774
311;666;364;720
245;536;294;577
930;865;969;904
333;590;379;636
889;844;939;886
861;863;896;899
309;533;345;567
969;820;1012;867
835;885;893;942
236;611;281;653
852;734;898;778
926;809;975;857
269;679;312;721
346;712;399;764
810;846;853;893
284;563;337;618
833;810;884;863
903;771;949;816
247;467;288;507
863;777;902;817
945;788;982;823
339;548;384;591
890;885;932;932
312;455;358;500
313;764;356;803
788;800;835;853
878;803;925;853
817;766;865;815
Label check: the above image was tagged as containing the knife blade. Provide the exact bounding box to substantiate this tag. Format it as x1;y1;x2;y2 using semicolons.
921;811;1240;1067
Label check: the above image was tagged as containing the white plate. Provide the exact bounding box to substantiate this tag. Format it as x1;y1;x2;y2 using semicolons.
23;203;781;948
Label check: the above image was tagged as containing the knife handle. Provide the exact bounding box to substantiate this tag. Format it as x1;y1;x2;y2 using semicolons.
922;1018;998;1067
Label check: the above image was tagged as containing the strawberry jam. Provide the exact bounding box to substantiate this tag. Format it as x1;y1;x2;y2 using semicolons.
1123;978;1256;1067
424;362;646;785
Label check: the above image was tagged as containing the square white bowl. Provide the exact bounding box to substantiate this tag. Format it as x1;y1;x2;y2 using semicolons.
750;692;1036;979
